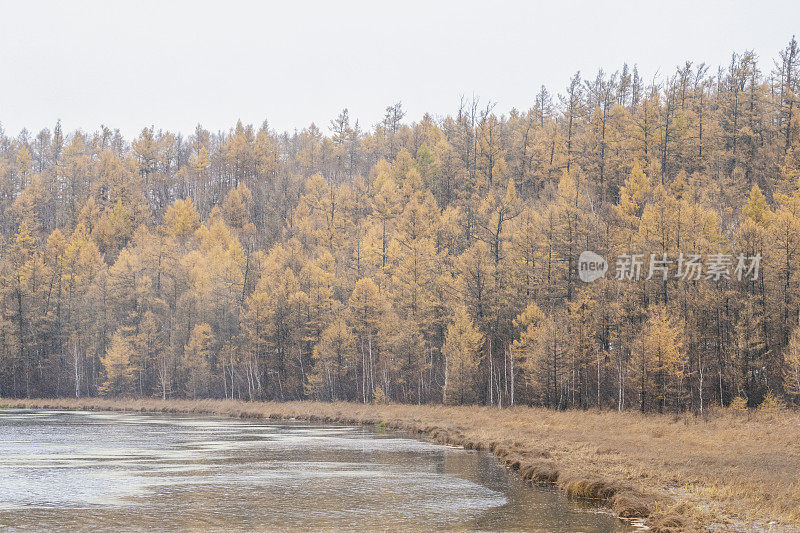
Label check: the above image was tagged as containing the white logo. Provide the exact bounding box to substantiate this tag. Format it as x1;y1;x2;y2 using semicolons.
579;251;608;283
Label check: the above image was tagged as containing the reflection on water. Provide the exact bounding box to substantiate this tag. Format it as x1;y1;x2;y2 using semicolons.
0;409;630;532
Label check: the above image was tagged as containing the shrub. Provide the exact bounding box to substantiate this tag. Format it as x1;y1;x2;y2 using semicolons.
758;391;784;413
729;396;748;413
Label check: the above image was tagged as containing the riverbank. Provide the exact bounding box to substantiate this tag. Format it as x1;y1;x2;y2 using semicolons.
1;398;797;532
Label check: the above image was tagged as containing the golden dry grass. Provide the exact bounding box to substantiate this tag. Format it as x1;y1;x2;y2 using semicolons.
2;398;798;532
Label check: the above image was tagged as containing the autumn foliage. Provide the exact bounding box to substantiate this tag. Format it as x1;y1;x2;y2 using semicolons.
2;41;800;411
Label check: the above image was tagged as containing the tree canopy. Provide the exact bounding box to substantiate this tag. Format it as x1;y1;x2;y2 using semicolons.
2;41;800;411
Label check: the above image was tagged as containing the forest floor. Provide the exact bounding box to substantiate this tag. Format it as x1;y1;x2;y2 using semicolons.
1;398;798;532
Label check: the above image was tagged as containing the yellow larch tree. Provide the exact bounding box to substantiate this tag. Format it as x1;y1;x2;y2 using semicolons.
442;307;484;405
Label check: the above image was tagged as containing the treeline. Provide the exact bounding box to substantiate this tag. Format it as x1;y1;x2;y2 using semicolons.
2;40;800;411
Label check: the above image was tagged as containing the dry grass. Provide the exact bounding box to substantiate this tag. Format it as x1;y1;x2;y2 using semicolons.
2;398;798;532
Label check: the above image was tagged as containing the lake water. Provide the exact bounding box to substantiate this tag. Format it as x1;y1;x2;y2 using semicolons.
0;409;631;531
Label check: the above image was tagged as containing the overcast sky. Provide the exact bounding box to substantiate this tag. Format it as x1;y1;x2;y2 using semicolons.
1;0;798;139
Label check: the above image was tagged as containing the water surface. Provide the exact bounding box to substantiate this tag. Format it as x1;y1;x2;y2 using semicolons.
0;409;630;531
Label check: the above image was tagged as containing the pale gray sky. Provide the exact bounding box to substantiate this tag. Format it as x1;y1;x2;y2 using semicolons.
1;0;798;139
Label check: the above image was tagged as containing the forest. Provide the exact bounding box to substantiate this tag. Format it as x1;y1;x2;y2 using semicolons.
2;39;800;412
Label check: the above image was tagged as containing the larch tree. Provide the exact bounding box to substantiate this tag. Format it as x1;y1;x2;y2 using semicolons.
183;323;213;399
442;307;484;405
100;331;135;396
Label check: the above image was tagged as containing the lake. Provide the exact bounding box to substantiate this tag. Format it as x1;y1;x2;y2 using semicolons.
0;409;631;531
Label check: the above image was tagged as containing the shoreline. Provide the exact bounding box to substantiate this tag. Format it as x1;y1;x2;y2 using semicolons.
1;398;797;532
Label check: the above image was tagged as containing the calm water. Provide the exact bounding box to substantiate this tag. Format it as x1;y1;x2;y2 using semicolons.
0;409;630;532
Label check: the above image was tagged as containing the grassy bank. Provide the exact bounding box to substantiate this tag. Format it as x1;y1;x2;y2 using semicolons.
1;398;797;532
